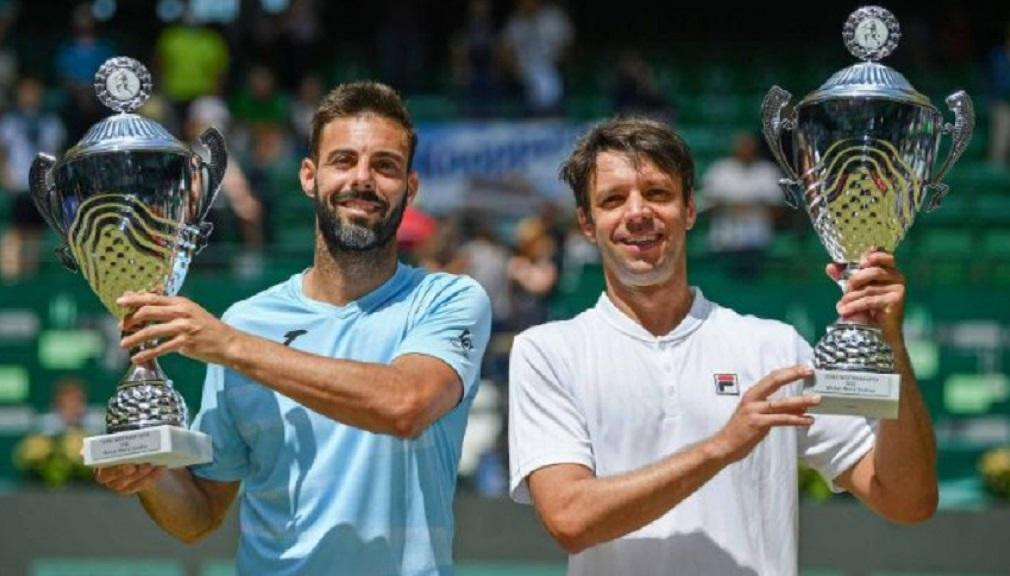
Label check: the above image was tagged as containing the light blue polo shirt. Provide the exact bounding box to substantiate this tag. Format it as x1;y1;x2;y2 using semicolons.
189;263;491;576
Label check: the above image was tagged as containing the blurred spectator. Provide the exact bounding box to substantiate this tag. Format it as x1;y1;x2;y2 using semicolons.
700;131;783;279
155;10;230;120
55;3;115;142
377;0;427;93
396;205;438;257
460;217;512;414
508;215;558;330
0;76;66;280
36;377;102;436
231;64;290;129
244;121;299;247
414;215;468;273
987;21;1010;168
13;378;99;488
461;218;512;329
611;50;671;120
290;72;324;156
451;0;500;117
184;98;264;254
937;7;975;66
536;200;567;281
500;0;573;116
561;217;599;276
0;1;18;112
138;90;181;142
277;0;322;90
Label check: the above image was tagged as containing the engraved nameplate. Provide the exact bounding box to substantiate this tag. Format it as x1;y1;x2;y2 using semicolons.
91;429;161;461
806;369;901;419
83;425;212;468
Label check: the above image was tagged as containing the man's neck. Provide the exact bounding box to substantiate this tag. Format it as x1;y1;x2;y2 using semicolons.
303;235;399;306
604;272;695;337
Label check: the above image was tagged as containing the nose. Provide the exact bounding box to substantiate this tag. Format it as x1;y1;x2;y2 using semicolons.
624;190;653;225
350;157;375;190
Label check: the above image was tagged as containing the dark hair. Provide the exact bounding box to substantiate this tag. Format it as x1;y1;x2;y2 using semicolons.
560;116;694;216
310;81;418;169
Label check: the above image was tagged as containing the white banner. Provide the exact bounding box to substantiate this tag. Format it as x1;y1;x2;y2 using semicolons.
413;120;588;215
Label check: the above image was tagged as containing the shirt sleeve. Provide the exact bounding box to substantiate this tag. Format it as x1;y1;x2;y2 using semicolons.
508;331;594;505
794;331;878;492
395;276;492;401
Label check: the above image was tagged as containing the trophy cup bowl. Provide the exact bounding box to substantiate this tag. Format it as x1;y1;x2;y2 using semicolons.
760;7;974;418
28;57;226;466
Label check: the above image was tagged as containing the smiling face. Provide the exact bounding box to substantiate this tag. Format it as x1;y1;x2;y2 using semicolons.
299;114;419;255
579;150;696;289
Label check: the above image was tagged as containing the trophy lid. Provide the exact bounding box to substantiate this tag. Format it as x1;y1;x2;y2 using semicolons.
59;57;191;164
798;6;933;109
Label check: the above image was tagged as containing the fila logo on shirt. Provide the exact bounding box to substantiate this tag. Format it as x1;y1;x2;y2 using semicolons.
714;373;740;396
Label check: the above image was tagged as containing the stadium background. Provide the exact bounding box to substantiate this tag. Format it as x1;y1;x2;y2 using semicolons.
0;0;1009;574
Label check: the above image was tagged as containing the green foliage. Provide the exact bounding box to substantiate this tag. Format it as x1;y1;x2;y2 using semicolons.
798;464;833;502
979;447;1010;501
13;429;92;488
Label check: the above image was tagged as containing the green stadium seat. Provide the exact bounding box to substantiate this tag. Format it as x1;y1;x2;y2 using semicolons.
768;233;801;259
973;193;1010;225
981;230;1010;257
919;228;973;258
407;95;459;122
563;95;610;120
917;190;971;227
980;229;1010;285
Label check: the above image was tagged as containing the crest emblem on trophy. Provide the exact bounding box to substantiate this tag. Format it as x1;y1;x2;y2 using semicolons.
761;7;974;418
29;57;227;466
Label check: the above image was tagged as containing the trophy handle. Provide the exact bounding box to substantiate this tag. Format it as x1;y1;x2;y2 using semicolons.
760;86;804;209
29;154;61;234
196;126;228;222
925;91;975;212
29;154;79;271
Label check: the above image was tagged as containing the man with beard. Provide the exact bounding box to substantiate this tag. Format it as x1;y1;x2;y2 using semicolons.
95;82;492;576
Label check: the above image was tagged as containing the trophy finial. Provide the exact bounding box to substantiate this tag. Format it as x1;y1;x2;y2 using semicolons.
94;56;153;114
843;6;900;62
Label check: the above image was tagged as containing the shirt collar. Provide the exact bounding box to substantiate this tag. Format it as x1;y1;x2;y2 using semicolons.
595;287;712;344
290;261;413;317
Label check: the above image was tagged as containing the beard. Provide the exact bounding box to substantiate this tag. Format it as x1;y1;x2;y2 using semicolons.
314;182;408;256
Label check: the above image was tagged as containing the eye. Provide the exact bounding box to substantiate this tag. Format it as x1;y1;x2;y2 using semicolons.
331;153;355;168
373;158;401;175
599;194;623;208
645;188;674;201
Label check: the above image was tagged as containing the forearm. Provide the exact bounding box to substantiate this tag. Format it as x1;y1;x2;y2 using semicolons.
138;469;225;543
221;331;423;436
870;343;938;516
543;439;729;552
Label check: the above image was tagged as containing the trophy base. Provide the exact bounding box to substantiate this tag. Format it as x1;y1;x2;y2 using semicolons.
805;369;901;419
82;425;212;468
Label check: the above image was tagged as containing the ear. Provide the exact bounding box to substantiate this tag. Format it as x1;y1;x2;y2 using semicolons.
685;193;697;231
577;207;596;243
406;171;420;205
299;157;317;198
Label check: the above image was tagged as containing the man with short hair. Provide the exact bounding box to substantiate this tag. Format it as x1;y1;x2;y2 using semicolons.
96;81;492;576
508;117;937;576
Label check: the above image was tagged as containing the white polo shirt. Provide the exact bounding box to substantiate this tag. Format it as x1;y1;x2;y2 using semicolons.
509;289;875;576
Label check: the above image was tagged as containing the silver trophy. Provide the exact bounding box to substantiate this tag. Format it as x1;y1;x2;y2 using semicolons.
29;57;225;466
761;7;974;418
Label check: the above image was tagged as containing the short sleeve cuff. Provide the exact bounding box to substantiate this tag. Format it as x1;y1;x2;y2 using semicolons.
189;460;248;483
510;452;595;505
824;424;876;493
